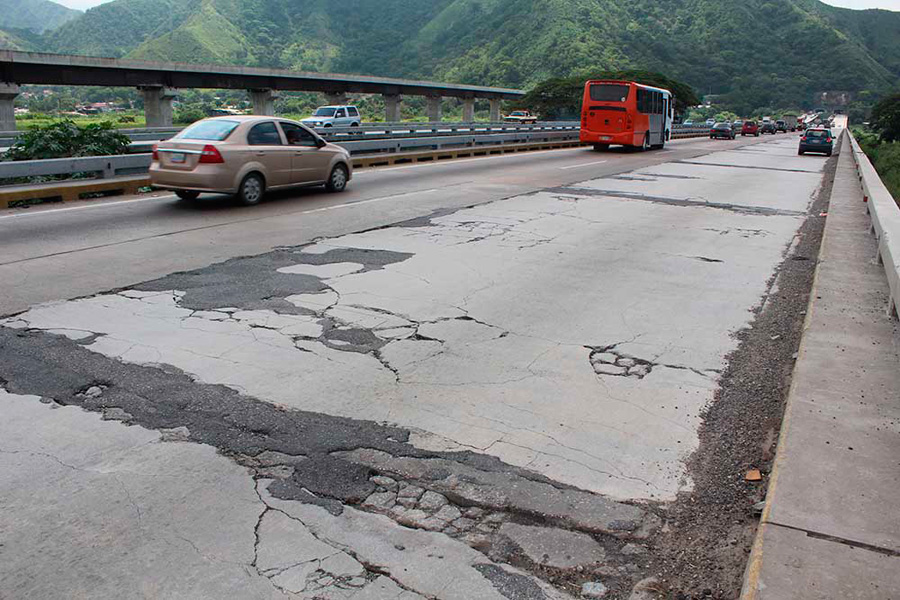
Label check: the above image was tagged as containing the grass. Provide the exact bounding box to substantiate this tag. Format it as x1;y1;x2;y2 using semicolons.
15;113;146;130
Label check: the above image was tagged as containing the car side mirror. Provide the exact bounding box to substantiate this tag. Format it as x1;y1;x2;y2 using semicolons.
316;137;327;148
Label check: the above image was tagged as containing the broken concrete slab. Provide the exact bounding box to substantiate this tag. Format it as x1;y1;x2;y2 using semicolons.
498;522;607;569
337;449;658;538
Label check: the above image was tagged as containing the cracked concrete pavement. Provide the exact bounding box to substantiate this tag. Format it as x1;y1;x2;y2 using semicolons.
0;136;830;598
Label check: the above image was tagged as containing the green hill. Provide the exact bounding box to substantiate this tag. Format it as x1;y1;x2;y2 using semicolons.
28;0;900;111
0;0;79;33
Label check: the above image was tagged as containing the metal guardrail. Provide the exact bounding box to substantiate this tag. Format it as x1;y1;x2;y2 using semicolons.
847;130;900;318
0;124;712;185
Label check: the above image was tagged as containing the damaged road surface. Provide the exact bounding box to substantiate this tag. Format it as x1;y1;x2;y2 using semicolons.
0;137;830;599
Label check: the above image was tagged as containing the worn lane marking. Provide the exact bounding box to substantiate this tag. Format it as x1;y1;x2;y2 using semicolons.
0;194;177;221
559;160;608;170
0;188;442;267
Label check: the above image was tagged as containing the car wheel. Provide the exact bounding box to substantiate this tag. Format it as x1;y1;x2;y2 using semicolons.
237;173;265;206
826;151;832;157
641;133;651;151
324;123;333;128
798;150;804;155
175;190;199;201
326;164;349;193
755;133;760;137
351;122;360;128
592;143;609;152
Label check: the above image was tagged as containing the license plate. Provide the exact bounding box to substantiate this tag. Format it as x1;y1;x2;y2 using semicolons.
809;140;820;144
601;136;612;141
170;153;186;163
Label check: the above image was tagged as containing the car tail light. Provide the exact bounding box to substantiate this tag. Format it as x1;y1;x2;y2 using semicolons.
801;136;807;142
826;137;832;143
152;144;159;160
199;144;224;164
626;113;633;128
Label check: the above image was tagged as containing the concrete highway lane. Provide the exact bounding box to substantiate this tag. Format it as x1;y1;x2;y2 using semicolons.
0;134;828;599
1;136;766;316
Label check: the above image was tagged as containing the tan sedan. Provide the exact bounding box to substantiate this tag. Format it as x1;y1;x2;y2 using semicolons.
150;116;353;205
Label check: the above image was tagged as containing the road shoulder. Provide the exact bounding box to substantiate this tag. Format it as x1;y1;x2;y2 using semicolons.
742;132;900;598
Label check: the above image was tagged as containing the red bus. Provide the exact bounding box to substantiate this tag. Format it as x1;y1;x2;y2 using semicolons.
580;80;675;151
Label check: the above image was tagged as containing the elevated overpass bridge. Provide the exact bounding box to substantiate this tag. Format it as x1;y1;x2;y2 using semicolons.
0;107;897;600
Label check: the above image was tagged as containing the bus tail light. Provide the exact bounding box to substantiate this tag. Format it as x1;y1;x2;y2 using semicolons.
152;144;159;160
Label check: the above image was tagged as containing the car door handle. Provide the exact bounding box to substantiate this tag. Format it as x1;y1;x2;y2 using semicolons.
256;151;266;156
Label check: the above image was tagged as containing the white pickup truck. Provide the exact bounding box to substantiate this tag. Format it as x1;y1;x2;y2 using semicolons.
503;110;538;124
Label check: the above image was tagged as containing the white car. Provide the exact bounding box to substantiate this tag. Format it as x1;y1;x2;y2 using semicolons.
301;105;361;128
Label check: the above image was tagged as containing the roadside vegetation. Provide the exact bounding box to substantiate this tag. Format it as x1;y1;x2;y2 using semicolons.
855;93;900;205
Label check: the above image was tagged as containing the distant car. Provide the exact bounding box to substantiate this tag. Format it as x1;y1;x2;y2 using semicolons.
503;110;538;124
742;120;760;136
710;122;736;139
683;120;694;127
775;120;788;133
301;105;361;128
760;121;777;135
731;120;743;132
150;116;353;205
705;118;716;127
798;128;833;156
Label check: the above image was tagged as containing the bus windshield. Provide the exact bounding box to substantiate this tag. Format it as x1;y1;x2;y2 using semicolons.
590;84;630;102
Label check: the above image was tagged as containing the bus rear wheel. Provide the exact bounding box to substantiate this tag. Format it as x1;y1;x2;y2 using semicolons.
593;143;609;152
641;134;651;151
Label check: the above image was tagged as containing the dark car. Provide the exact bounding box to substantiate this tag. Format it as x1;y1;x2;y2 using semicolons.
775;120;788;133
761;121;777;135
798;128;833;156
710;122;736;139
742;120;760;136
732;120;743;133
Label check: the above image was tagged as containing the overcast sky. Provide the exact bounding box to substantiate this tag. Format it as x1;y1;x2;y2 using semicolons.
55;0;900;9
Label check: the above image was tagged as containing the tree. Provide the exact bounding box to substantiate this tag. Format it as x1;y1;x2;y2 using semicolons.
870;93;900;142
514;71;700;120
4;120;131;161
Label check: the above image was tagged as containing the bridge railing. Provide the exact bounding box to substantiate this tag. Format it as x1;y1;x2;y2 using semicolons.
847;130;900;317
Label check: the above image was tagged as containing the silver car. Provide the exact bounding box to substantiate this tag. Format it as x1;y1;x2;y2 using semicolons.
301;105;362;128
150;116;353;205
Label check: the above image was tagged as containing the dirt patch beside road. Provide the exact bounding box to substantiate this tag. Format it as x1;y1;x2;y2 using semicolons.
646;146;839;598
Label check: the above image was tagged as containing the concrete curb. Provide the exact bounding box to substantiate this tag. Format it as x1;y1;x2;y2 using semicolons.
847;131;900;318
740;131;900;599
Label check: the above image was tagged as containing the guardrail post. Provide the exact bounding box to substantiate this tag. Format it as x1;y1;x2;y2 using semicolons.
249;88;279;116
139;86;176;128
462;97;476;123
489;98;501;123
0;83;20;132
383;94;401;122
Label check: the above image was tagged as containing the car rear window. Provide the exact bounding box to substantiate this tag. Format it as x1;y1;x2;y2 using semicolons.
590;84;630;102
177;120;239;141
807;130;830;138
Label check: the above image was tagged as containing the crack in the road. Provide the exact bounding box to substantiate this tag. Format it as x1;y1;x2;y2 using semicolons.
543;186;806;216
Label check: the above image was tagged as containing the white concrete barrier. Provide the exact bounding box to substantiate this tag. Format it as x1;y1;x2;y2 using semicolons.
847;130;900;317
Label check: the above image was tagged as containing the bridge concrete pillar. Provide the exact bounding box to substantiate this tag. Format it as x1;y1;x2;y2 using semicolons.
250;88;279;116
140;86;176;128
325;92;347;106
426;95;442;122
489;98;501;123
383;94;402;123
0;83;20;131
462;97;476;123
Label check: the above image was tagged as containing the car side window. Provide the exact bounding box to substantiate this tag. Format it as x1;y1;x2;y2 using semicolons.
280;122;318;147
247;122;283;146
335;108;346;118
348;107;359;117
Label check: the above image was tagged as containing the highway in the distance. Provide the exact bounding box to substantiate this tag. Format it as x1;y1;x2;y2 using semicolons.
0;135;770;316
